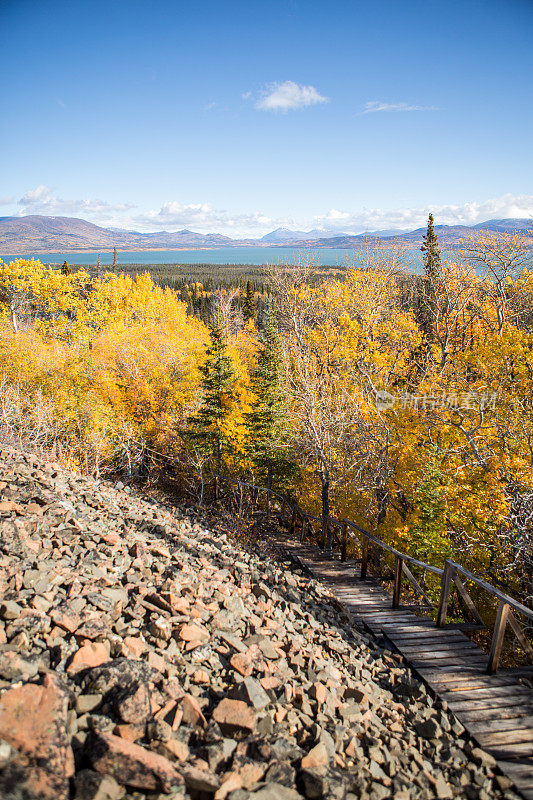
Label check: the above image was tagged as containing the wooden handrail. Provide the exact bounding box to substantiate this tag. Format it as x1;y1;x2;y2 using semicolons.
214;473;532;672
216;473;445;576
449;561;533;621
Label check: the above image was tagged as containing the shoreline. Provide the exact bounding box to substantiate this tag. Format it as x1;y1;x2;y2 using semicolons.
0;243;423;258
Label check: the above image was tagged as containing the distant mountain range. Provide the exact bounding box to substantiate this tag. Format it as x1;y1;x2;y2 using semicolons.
0;214;530;255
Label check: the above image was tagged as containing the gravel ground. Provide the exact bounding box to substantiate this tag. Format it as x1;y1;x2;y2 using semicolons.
0;445;520;800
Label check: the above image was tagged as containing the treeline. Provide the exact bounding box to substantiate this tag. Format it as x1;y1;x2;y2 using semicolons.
52;259;349;326
1;224;533;623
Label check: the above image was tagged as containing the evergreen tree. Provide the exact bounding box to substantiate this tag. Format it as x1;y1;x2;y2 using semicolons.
411;449;451;570
242;280;256;322
245;307;295;490
420;213;442;283
61;260;72;275
416;213;442;347
185;321;236;474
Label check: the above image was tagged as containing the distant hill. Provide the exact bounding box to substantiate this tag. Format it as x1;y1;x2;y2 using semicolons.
0;215;240;254
261;227;333;243
473;218;532;233
285;219;532;249
260;226;405;243
0;214;530;255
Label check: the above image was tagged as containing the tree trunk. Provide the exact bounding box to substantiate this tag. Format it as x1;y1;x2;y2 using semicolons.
321;471;331;552
376;487;387;525
10;306;18;334
216;438;221;475
266;462;272;518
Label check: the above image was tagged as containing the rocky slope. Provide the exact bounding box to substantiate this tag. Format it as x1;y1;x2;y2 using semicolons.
0;446;519;800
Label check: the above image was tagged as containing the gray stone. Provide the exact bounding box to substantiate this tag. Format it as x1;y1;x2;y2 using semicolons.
251;784;302;800
235;677;271;710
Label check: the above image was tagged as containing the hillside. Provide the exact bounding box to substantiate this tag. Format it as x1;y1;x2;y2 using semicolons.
260;228;330;243
287;219;532;249
0;216;239;254
0;445;512;800
0;214;530;255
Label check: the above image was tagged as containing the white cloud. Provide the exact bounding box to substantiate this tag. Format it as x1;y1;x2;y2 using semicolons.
18;185;135;222
253;81;329;112
312;193;533;234
9;187;533;239
362;101;438;114
134;201;275;234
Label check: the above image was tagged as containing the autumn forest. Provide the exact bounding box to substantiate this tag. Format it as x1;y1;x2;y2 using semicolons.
1;219;532;617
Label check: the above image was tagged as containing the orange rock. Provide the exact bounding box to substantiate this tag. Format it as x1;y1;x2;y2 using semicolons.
214;772;242;799
66;642;108;674
259;676;279;690
310;682;327;705
239;761;267;788
0;500;23;513
50;608;81;633
180;694;206;727
184;639;207;652
178;623;209;643
0;675;74;800
26;502;44;515
230;652;253;677
122;635;146;659
169;595;189;614
301;742;329;769
192;669;209;684
344;737;358;758
88;730;183;792
154;698;178;722
116;682;151;725
147;651;166;673
114;723;145;742
212;698;256;737
162;737;190;761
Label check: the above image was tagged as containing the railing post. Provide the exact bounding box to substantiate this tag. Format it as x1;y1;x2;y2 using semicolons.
266;488;270;520
341;521;348;562
214;475;219;503
300;515;307;542
289;507;296;536
436;560;454;627
487;600;510;674
361;535;369;580
393;556;403;608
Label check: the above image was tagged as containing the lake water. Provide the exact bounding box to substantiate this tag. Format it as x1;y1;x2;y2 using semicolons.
1;247;417;268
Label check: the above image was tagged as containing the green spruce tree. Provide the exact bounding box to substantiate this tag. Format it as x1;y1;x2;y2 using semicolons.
245;307;295;491
420;212;441;283
61;260;72;275
411;449;450;568
185;321;236;474
416;213;442;350
242;280;256;322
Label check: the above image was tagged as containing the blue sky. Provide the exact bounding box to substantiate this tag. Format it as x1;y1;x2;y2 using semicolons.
1;0;532;236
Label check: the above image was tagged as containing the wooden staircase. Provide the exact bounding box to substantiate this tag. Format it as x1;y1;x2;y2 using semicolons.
273;535;533;800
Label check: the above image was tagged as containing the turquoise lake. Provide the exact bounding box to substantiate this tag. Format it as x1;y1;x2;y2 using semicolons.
1;246;424;269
